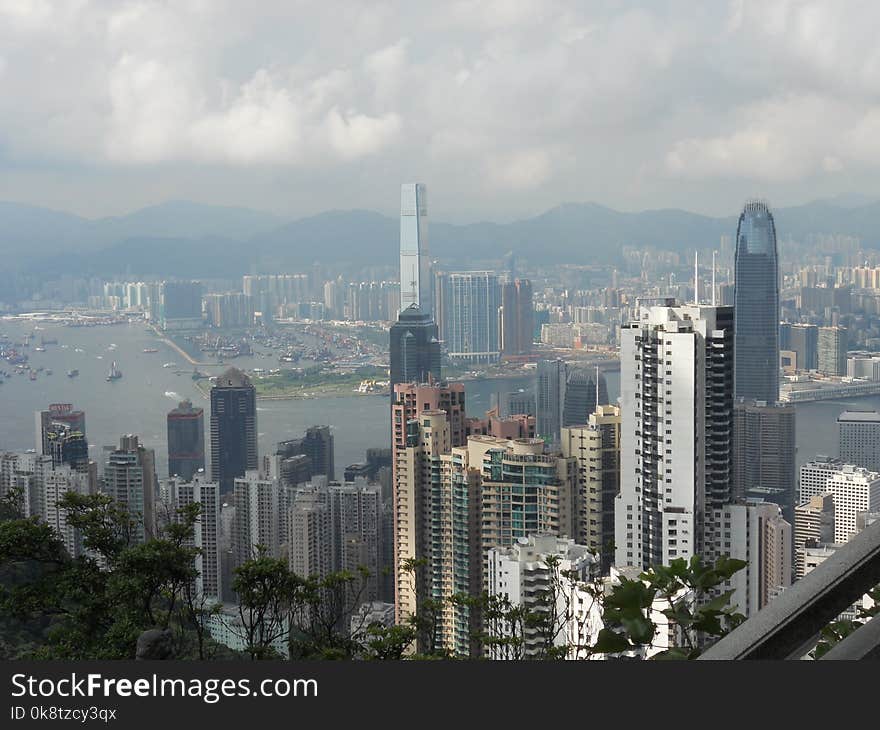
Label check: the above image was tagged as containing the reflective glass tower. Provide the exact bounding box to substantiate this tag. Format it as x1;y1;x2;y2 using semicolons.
399;183;431;315
734;201;779;403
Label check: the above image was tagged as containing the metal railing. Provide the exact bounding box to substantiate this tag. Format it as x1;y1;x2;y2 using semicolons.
699;518;880;660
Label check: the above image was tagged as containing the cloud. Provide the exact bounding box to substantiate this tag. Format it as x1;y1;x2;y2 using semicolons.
4;0;880;218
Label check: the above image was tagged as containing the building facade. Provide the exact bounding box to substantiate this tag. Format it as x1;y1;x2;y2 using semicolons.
732;400;796;521
167;399;205;482
437;271;502;363
615;302;735;570
210;368;258;495
838;410;880;472
560;404;621;573
399;183;431;315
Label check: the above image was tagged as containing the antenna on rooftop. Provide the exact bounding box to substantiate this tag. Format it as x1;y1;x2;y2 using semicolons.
711;250;717;307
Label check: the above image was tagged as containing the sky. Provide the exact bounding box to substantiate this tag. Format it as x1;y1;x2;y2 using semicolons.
2;0;880;222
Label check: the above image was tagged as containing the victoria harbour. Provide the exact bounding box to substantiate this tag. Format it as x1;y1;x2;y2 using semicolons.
0;317;549;476
1;315;870;477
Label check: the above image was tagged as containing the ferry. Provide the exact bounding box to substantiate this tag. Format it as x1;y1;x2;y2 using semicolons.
106;362;122;381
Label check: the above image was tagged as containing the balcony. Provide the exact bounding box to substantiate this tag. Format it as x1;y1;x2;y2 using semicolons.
700;518;880;660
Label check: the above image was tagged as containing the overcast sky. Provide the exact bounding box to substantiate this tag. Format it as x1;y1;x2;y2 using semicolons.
2;0;879;221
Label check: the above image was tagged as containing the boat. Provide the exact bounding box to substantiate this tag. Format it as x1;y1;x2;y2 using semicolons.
143;348;159;353
34;346;46;352
29;370;37;381
106;361;122;381
67;369;79;378
45;369;52;375
162;362;176;368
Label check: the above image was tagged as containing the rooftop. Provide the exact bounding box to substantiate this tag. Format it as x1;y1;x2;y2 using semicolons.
838;410;880;423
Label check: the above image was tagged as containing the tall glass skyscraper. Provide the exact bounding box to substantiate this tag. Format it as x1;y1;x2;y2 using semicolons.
399;183;431;315
210;367;257;495
734;200;779;403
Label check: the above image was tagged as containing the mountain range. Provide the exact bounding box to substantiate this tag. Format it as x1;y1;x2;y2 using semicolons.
3;197;880;278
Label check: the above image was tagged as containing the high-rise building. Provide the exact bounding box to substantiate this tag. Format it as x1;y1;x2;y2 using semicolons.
487;534;600;659
732;400;796;521
167;399;205;481
399;183;431;315
163;472;222;599
734;201;779;402
389;305;441;388
44;422;89;475
391;382;467;625
43;464;91;558
500;279;534;357
36;403;86;456
561;404;621;573
562;367;609;429
302;425;334;481
204;292;254;329
799;460;880;544
288;486;332;579
232;469;282;568
786;323;819;371
818;326;848;376
719;502;792;617
328;481;383;602
838;410;880;472
103;435;158;544
615;302;735;570
397;424;577;656
160;280;203;330
437;271;502;363
535;359;567;444
210;367;258;495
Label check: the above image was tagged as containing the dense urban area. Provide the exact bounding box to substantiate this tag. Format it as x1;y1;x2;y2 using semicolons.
2;184;880;661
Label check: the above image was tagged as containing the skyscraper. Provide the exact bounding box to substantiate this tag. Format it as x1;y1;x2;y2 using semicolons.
734;201;779;402
389;305;441;387
391;381;467;626
167;399;205;481
36;404;86;457
732;400;796;522
615;302;735;570
562;367;609;429
210;367;258;495
561;404;621;573
818;326;848;376
437;271;502;363
164;472;223;600
536;359;566;443
391;184;441;389
399;183;431;315
103;435;158;544
302;425;334;481
160;280;204;331
500;278;534;357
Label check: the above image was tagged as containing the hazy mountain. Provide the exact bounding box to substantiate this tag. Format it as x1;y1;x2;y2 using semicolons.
92;200;283;245
0;200;283;262
8;196;880;277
